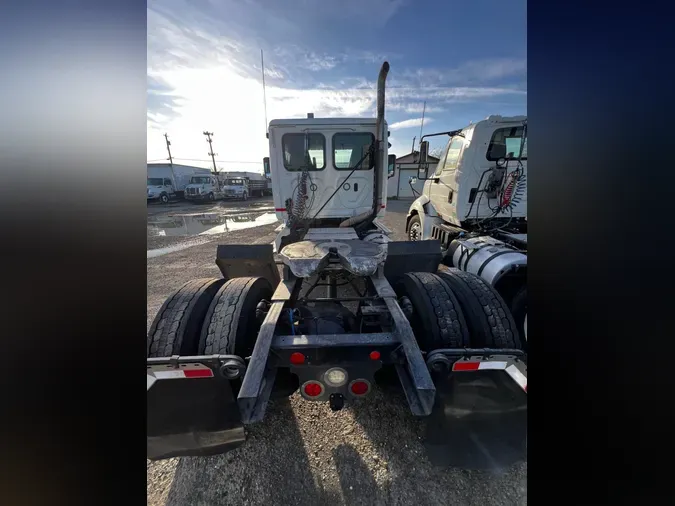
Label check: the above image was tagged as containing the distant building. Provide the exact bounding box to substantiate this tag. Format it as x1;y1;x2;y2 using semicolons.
387;151;440;199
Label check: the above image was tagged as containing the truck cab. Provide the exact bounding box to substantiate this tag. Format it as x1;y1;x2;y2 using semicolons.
268;117;392;222
147;177;175;204
220;177;249;200
408;115;527;236
184;175;221;202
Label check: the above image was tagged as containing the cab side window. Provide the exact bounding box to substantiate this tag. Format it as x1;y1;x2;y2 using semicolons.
163;178;172;186
443;138;464;171
433;142;450;176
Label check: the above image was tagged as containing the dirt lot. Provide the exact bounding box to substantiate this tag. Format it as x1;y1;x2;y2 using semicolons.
147;196;527;506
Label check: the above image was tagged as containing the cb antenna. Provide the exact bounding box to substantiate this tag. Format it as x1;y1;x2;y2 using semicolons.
261;49;269;135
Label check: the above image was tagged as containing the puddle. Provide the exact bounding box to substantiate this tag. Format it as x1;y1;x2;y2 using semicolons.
147;211;279;238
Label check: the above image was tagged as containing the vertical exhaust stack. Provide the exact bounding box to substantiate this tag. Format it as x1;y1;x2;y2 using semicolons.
373;61;390;217
341;61;389;230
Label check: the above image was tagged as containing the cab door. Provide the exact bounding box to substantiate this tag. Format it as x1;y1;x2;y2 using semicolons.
429;136;465;224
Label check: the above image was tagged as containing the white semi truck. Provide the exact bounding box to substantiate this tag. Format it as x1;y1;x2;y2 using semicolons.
184;172;270;202
222;171;271;197
406;115;527;342
146;63;527;469
147;163;212;203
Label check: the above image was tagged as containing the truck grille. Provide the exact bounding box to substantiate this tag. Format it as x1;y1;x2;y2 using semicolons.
186;188;198;195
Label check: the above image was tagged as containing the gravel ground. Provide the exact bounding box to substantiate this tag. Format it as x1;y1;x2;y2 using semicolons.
147;197;527;506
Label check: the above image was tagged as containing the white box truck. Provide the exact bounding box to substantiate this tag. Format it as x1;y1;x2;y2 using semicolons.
147;163;212;203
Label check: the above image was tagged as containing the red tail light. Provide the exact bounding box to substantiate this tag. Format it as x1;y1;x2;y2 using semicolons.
350;380;370;396
303;381;324;397
290;352;305;365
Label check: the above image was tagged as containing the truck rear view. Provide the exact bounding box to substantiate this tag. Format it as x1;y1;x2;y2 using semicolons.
146;61;527;469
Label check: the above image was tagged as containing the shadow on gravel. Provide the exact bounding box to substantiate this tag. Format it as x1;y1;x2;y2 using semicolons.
165;397;327;506
333;443;386;505
351;385;527;505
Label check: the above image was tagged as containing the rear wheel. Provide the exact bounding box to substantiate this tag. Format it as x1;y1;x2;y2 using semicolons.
199;277;298;397
395;272;469;351
147;278;226;358
159;193;169;204
437;269;521;349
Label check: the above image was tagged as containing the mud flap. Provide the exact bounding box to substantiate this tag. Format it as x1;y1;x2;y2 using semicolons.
147;364;245;460
424;370;527;470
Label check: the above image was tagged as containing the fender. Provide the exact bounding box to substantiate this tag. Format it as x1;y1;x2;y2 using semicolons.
406;195;443;240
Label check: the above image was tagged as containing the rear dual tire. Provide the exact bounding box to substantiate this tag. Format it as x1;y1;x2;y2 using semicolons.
147;278;226;358
397;271;521;351
147;276;297;397
201;277;298;397
437;269;521;349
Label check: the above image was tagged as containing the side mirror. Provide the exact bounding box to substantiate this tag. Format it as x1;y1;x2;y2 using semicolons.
387;154;396;179
420;141;429;164
263;157;270;178
418;141;430;179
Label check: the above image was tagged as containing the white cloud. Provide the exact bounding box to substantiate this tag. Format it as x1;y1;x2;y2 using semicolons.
389;117;434;130
403;58;527;86
146;2;525;168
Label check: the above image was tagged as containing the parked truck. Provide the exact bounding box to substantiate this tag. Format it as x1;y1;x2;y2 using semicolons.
406;115;527;343
146;62;527;469
147;163;212;203
184;172;269;202
221;171;271;198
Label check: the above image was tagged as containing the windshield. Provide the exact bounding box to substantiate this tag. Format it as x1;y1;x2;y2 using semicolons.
225;179;244;185
190;176;212;184
486;126;527;160
147;178;164;186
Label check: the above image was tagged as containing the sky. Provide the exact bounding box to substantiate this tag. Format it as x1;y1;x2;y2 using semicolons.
147;0;526;172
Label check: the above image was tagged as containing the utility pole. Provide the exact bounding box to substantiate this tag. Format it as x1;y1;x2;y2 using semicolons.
164;133;174;165
163;133;177;188
203;131;218;174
